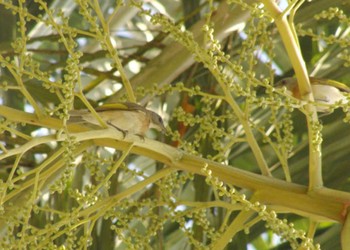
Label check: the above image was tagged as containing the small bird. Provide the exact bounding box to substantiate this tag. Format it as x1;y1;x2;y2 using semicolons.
68;102;166;137
276;77;350;112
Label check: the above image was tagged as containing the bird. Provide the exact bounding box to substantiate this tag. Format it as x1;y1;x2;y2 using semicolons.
276;77;350;112
68;102;166;138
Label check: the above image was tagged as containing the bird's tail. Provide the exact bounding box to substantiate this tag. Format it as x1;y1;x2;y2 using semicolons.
67;110;88;124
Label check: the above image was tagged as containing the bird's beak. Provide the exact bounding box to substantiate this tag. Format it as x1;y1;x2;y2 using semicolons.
157;123;167;133
150;122;167;133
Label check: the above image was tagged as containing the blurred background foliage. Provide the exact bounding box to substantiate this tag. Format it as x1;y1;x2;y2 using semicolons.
0;0;350;249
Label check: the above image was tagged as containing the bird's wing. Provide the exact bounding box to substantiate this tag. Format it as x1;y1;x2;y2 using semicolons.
309;77;350;93
69;109;90;116
94;103;129;111
95;102;146;112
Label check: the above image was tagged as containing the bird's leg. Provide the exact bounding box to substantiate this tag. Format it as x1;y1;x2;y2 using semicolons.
107;121;128;138
135;134;145;141
318;112;331;118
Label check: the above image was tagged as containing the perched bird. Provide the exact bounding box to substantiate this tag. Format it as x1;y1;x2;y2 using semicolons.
68;102;166;137
276;77;350;112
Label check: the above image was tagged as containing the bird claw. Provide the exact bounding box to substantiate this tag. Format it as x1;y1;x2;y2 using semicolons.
107;121;128;138
135;134;145;141
106;122;145;140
